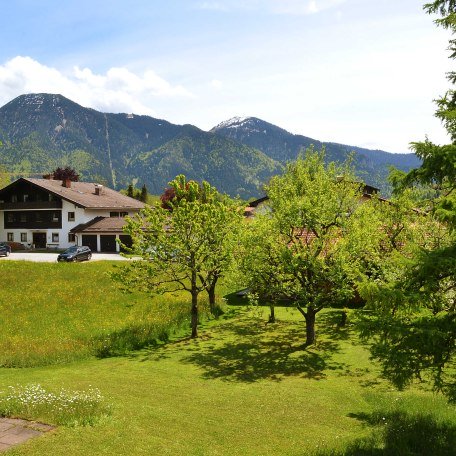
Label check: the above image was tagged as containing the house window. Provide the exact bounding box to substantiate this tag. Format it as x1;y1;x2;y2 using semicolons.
52;233;59;243
120;212;128;217
52;212;59;222
20;213;27;223
36;213;42;222
21;233;27;242
110;212;119;217
7;233;13;241
68;233;76;243
11;195;17;203
23;194;29;202
68;212;75;222
7;213;14;223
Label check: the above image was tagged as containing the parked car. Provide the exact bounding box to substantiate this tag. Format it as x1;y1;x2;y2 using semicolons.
57;246;92;262
0;242;11;257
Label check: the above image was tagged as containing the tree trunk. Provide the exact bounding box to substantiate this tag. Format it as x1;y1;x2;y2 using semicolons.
339;310;347;327
295;304;318;346
191;290;198;338
304;310;316;346
208;278;217;315
268;304;276;323
191;263;198;338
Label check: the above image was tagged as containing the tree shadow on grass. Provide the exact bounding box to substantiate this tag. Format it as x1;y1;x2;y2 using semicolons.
124;308;351;382
176;315;348;382
316;410;456;456
226;294;354;342
92;307;246;361
316;310;353;342
92;324;171;358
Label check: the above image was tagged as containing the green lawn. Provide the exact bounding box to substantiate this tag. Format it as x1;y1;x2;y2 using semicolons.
0;262;455;455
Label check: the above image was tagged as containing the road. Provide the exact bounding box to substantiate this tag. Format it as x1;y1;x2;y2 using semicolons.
0;252;130;262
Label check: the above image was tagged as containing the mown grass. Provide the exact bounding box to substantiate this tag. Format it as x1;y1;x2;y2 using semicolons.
0;303;454;454
0;261;192;367
319;403;456;455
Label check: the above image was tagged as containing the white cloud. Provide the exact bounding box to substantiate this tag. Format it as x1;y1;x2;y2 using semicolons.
307;1;318;14
210;79;223;89
0;56;194;115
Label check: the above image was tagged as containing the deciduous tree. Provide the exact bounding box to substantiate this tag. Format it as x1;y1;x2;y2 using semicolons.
112;175;242;337
238;151;364;345
44;166;80;181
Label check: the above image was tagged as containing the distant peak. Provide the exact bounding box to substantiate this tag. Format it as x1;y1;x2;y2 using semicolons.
18;93;63;102
212;116;254;130
4;93;71;110
0;93;97;115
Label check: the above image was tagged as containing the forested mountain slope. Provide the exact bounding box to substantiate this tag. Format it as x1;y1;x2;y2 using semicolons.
0;94;419;197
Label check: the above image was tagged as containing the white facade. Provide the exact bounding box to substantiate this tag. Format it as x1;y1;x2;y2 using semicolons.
0;178;144;252
0;201;130;250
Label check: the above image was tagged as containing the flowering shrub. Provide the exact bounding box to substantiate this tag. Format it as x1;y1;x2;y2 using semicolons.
0;384;111;426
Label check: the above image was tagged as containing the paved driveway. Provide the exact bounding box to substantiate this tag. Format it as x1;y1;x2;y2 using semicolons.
0;252;129;262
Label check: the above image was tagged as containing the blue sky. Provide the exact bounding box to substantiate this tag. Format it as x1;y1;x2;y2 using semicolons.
0;0;451;152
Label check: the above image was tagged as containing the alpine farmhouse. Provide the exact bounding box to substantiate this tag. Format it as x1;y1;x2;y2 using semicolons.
0;178;144;252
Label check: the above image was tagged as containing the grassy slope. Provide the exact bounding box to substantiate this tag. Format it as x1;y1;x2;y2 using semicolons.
0;262;455;455
0;261;189;366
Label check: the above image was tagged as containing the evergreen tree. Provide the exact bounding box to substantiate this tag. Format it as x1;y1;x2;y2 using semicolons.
356;1;456;401
140;184;148;203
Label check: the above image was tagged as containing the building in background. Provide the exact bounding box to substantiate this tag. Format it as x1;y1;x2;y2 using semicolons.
0;178;144;252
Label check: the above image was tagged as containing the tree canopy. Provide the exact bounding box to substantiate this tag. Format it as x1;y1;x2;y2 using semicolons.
237;150;365;345
44;166;80;181
354;0;456;401
112;175;242;338
125;183;150;203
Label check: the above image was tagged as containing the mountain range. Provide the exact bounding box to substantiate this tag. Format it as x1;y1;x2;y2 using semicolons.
0;93;420;198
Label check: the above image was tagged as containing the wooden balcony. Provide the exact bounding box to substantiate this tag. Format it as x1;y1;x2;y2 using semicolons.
4;220;63;229
0;201;62;210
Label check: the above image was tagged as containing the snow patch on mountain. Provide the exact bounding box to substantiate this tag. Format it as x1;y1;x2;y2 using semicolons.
213;116;254;130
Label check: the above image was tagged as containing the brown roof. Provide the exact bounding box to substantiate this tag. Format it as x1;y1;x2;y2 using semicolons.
244;187;389;218
71;216;128;233
249;196;269;207
23;178;145;210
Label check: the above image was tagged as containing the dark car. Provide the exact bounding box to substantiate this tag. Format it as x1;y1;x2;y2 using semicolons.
0;242;11;257
57;246;92;262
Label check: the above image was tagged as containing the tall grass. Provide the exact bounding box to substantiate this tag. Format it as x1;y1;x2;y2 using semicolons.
0;261;194;367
